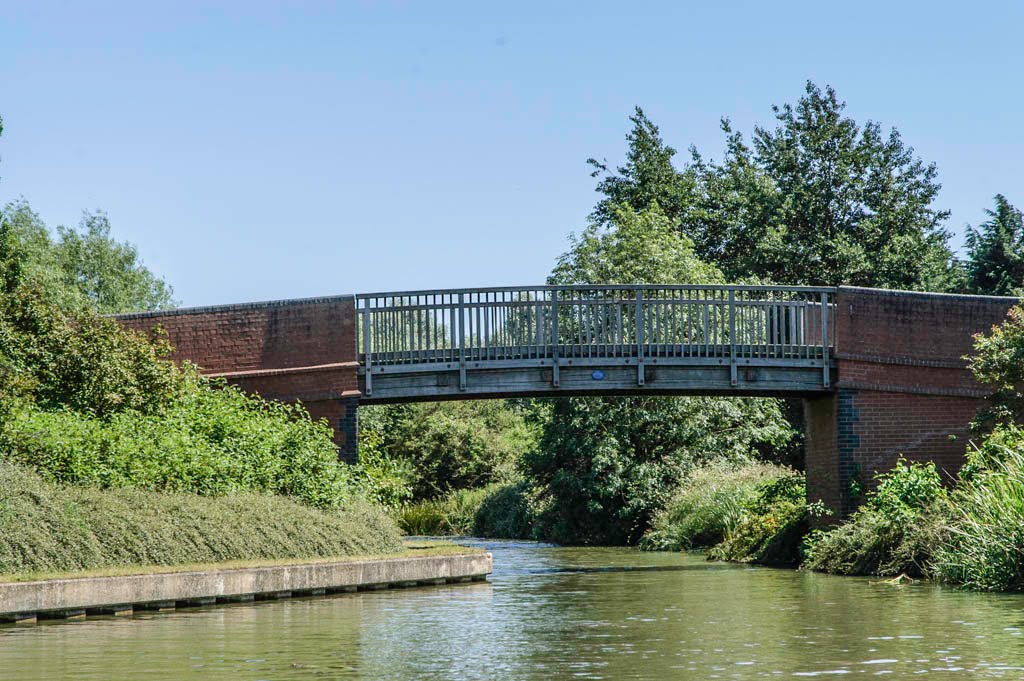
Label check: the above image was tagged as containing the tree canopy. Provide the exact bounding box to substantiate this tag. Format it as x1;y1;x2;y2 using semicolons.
965;194;1024;296
529;204;794;544
1;200;176;314
589;82;964;291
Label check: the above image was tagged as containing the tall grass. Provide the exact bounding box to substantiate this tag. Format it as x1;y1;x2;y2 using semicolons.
0;462;403;575
397;487;494;536
934;433;1024;591
640;460;791;551
396;481;533;538
706;472;809;566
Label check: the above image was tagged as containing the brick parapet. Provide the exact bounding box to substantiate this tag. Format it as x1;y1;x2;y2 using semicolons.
115;295;361;454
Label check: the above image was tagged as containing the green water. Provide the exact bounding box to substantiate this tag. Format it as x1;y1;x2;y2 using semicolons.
4;540;1024;679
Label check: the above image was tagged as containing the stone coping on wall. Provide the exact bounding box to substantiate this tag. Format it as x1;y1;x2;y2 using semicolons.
112;293;357;320
0;550;492;623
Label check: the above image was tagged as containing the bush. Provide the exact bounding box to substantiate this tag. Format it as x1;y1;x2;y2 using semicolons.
2;213;363;509
641;460;790;551
966;305;1024;428
473;481;534;539
934;428;1024;590
708;473;809;566
804;459;948;577
526;396;793;545
396;482;535;539
352;429;415;508
360;401;538;499
2;378;355;508
0;462;403;575
396;488;493;536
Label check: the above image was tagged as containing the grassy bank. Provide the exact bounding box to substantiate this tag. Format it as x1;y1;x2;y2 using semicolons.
0;462;403;575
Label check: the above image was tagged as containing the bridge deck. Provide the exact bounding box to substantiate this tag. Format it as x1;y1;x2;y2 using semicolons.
357;285;835;402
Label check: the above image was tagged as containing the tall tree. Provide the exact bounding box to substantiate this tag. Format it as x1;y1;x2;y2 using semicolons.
587;108;698;229
591;83;964;291
53;210;176;313
965;194;1024;296
529;205;794;545
692;82;962;290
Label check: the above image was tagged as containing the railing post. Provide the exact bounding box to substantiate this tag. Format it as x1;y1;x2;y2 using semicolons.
821;291;830;388
361;297;372;397
635;289;645;386
550;290;560;387
729;289;737;387
458;292;467;391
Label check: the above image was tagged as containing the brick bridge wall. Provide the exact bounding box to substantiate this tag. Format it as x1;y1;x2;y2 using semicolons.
805;287;1014;518
116;295;361;460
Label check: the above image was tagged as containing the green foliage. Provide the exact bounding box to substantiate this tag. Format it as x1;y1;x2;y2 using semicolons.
967;306;1024;427
0;461;402;575
934;427;1024;591
0;195;359;511
551;204;722;287
2;379;355;507
54;210;176;313
804;460;948;577
965;195;1024;296
0;204;181;417
1;200;175;314
396;486;494;536
535;202;794;545
352;428;415;508
707;472;809;566
587;108;699;232
869;458;946;520
359;400;538;499
473;481;534;539
526;396;793;545
640;460;790;551
395;481;534;539
592;82;962;291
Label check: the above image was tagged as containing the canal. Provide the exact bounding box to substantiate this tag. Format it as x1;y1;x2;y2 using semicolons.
3;540;1024;679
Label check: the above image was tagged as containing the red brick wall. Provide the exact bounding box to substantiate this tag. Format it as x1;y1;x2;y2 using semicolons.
804;395;840;518
804;287;1015;516
116;295;360;456
118;295;358;376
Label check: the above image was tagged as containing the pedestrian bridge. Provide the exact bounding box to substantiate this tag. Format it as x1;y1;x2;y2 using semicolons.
357;285;834;402
117;283;1014;517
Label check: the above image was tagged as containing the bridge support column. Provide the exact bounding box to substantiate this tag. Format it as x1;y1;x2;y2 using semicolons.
804;388;983;522
304;397;360;463
804;392;849;522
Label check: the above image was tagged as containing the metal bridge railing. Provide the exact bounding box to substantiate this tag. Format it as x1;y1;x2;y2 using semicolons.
357;285;835;394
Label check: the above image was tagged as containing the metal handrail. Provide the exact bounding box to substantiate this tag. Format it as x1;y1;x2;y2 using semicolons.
356;283;837;299
357;285;835;395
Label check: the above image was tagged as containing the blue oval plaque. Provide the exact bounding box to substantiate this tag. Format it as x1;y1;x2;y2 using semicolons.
592;370;605;380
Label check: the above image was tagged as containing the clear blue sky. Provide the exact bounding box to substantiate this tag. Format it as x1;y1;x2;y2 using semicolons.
2;1;1022;307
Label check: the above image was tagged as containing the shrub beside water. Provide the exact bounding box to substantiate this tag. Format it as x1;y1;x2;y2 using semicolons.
396;481;534;538
804;459;948;578
707;472;810;567
934;427;1024;591
0;462;403;575
641;460;790;551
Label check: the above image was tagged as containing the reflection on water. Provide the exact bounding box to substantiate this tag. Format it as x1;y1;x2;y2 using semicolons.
4;539;1024;679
